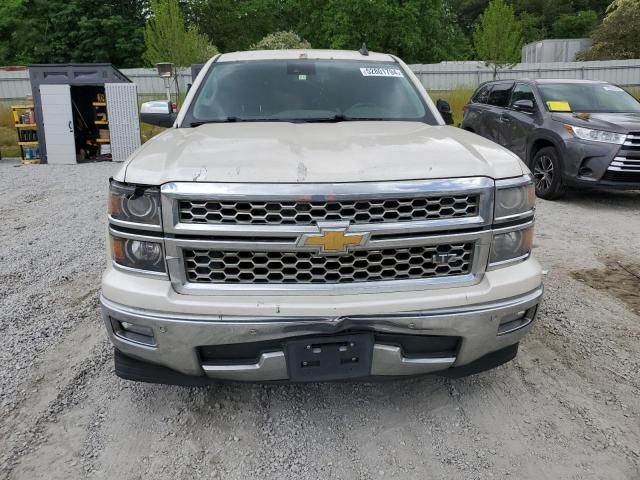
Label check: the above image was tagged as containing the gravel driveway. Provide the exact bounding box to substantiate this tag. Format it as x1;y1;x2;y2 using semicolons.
1;159;639;480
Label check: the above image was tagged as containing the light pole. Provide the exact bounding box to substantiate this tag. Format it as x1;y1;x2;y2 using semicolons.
155;63;175;103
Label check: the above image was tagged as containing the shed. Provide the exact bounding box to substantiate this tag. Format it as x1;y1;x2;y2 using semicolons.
521;39;592;63
28;63;141;164
191;64;205;84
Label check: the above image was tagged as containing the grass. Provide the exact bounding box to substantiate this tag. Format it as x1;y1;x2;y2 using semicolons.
624;86;640;99
0;107;20;158
428;88;475;126
1;87;639;159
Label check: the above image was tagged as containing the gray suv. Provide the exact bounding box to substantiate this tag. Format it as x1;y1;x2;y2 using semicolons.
461;79;640;199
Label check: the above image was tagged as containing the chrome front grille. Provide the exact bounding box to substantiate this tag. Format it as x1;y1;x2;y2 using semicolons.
605;134;640;182
608;157;640;172
184;243;474;284
161;178;495;295
178;195;479;225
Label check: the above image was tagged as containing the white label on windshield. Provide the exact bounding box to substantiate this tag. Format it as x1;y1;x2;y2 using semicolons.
603;85;623;92
360;67;403;77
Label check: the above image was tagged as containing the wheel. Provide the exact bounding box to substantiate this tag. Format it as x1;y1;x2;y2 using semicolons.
531;146;566;200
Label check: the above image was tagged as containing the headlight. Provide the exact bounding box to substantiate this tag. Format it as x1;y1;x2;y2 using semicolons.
495;179;535;222
489;225;534;268
564;125;626;145
110;235;165;273
109;180;161;226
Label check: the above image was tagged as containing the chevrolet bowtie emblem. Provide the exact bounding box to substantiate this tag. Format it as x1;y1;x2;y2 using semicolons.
299;227;369;254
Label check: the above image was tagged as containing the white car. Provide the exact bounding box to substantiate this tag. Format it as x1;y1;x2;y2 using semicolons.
101;49;542;384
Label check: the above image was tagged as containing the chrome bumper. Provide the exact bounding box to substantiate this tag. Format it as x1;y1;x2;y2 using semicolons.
100;286;543;381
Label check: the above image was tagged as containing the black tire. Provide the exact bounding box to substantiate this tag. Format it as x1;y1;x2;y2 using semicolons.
531;146;566;200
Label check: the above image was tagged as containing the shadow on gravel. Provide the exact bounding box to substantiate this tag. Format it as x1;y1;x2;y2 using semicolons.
571;256;640;316
124;367;499;410
560;188;640;210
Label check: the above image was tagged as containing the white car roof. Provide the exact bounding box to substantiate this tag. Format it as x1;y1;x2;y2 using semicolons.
217;49;395;63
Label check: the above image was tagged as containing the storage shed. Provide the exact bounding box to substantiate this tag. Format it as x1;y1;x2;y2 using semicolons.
521;39;593;63
28;64;141;164
191;64;205;84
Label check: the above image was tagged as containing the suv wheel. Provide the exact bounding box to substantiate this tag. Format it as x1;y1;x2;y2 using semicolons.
532;147;566;200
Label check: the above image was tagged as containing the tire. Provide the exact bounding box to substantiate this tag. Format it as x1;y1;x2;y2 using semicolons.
531;146;566;200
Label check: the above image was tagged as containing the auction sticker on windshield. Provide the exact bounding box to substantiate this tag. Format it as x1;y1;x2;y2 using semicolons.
360;67;404;77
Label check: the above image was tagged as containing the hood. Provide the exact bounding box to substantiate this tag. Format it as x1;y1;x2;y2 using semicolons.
119;122;524;185
552;112;640;132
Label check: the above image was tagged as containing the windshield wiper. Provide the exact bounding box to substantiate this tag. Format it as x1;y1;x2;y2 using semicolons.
190;117;298;126
289;114;347;123
190;117;240;126
291;115;390;123
191;115;392;126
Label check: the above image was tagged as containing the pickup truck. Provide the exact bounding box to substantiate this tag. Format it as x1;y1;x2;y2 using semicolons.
101;49;543;385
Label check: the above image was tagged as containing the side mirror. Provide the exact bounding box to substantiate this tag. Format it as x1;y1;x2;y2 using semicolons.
436;99;454;125
140;101;177;127
513;99;535;113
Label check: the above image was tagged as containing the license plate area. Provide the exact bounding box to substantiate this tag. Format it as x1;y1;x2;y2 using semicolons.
285;333;374;382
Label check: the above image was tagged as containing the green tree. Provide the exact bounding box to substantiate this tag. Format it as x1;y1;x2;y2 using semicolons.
143;0;218;66
1;0;147;67
482;0;611;44
551;10;598;38
285;0;470;63
251;31;311;50
189;0;285;53
473;0;523;71
0;0;24;65
579;0;640;59
518;11;546;44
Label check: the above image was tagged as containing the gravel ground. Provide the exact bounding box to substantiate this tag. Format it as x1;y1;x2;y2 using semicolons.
0;158;639;480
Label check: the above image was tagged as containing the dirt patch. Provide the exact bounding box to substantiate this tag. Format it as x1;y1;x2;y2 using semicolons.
571;257;640;316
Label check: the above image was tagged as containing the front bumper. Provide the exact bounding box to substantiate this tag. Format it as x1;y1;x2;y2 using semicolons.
101;285;543;381
562;138;640;189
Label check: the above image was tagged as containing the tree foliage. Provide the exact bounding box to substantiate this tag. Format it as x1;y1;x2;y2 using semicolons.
550;10;598;39
144;0;218;66
0;0;23;65
188;0;286;54
0;0;147;67
251;31;311;50
285;0;471;63
473;0;522;65
0;0;625;67
453;0;610;44
579;0;640;60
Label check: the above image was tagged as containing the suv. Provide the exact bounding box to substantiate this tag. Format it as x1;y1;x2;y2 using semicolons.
461;79;640;199
101;50;542;385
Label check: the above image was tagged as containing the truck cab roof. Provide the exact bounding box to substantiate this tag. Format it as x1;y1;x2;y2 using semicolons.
217;49;395;63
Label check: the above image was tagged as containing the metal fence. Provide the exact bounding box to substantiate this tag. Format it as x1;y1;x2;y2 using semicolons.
411;59;640;91
1;60;640;100
0;67;193;101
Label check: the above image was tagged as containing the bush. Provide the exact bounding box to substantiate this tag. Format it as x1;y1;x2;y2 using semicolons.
251;31;311;50
578;0;640;60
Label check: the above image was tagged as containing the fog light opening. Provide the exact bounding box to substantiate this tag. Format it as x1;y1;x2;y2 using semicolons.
578;167;593;177
497;306;537;336
112;318;157;346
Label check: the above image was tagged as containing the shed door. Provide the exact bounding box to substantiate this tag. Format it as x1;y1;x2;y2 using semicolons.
40;84;76;165
105;83;141;162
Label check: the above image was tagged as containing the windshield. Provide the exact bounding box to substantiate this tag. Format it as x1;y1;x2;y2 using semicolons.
185;60;434;125
539;83;640;113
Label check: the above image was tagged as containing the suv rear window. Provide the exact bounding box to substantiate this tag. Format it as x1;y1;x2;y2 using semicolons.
487;83;514;107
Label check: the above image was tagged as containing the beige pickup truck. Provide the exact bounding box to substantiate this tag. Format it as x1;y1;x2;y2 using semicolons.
101;49;542;384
